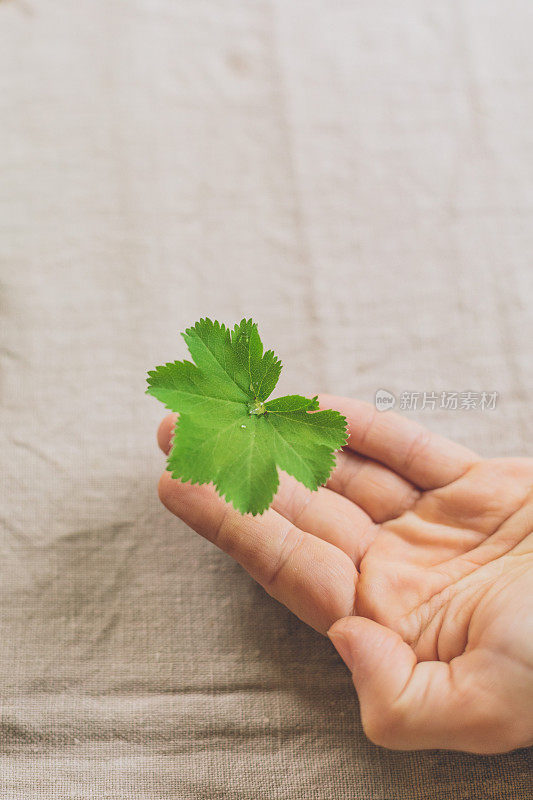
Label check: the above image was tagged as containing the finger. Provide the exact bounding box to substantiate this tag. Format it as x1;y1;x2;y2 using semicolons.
327;449;421;523
158;413;177;454
319;395;480;489
328;617;526;753
160;414;377;564
158;472;357;634
272;474;377;565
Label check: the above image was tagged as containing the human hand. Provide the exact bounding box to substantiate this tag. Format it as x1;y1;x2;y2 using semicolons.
157;396;533;754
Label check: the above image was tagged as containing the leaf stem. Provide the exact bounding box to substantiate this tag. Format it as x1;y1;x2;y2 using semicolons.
248;399;267;416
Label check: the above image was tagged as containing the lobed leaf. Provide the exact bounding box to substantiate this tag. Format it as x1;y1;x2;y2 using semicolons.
147;318;347;514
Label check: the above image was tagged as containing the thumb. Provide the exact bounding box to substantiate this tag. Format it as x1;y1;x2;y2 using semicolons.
328;616;416;747
328;616;521;753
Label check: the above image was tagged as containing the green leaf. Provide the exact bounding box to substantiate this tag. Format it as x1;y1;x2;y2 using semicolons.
230;318;282;401
264;394;319;413
147;318;347;515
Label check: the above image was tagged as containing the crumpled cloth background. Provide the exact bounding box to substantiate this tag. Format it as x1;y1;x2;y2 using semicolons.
1;1;532;797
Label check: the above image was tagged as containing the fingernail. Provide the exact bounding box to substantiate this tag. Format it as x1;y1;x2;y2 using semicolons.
328;628;355;672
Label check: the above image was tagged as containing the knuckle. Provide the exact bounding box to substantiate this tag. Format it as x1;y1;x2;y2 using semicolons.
358;404;378;446
393;486;421;517
402;428;432;472
264;526;306;591
285;483;315;526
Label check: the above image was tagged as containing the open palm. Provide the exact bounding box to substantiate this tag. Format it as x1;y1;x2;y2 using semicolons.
157;395;533;754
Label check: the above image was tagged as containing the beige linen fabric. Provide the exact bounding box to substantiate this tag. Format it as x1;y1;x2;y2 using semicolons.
1;0;532;797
